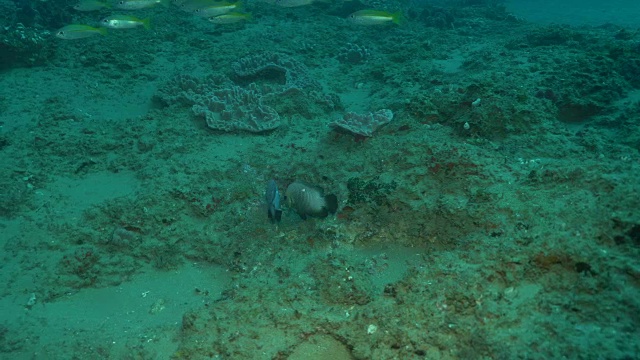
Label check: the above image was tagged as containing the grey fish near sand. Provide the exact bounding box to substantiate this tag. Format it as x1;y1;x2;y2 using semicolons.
285;181;338;220
265;179;282;223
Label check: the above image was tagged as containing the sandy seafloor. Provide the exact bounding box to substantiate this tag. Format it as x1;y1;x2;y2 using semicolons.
1;0;640;359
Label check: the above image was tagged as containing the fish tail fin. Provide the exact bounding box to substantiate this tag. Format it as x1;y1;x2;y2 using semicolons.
391;11;404;25
324;194;338;215
97;27;108;36
142;17;151;30
268;207;282;222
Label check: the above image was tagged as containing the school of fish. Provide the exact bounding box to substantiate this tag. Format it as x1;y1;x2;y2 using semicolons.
57;0;403;39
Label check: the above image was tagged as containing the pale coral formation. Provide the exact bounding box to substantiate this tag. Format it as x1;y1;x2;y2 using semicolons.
231;51;321;95
330;109;394;137
193;84;280;133
336;43;371;65
155;51;339;131
156;74;280;133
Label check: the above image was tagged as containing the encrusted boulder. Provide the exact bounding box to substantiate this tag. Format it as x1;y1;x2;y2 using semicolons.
193;84;280;133
330;109;394;137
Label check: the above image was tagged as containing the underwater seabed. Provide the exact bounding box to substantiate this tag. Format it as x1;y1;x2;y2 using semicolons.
1;1;640;359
